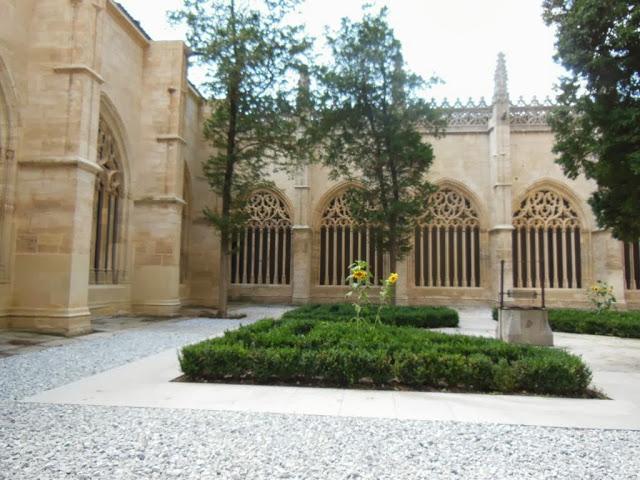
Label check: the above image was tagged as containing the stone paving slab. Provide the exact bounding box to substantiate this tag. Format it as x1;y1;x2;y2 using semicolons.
26;343;640;430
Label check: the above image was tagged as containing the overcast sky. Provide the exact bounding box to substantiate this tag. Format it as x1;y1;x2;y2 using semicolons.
117;0;566;103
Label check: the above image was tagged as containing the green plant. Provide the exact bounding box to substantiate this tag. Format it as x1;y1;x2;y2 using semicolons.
283;304;459;328
180;311;593;397
375;272;399;324
587;280;616;313
345;260;373;324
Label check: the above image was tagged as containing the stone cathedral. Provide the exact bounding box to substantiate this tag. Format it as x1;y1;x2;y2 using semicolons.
0;0;638;335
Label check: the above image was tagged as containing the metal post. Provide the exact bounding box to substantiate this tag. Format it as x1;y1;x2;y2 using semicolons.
540;258;546;309
499;259;505;310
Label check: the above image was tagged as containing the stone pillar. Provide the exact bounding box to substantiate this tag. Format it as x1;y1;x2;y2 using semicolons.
395;257;410;306
592;230;627;308
488;53;515;302
291;165;312;304
132;42;189;315
11;0;106;335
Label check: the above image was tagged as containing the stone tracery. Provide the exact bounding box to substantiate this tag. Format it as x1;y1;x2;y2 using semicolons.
512;189;582;289
231;190;292;285
319;191;383;286
415;187;481;288
90;117;125;285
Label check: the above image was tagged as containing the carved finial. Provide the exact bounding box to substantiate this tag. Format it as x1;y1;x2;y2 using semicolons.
493;52;509;104
296;64;311;113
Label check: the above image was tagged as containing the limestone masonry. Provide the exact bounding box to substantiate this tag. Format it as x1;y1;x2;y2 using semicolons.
0;0;638;334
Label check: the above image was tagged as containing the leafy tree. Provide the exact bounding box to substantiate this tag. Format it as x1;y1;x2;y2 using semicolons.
311;8;444;284
543;0;640;241
170;0;310;316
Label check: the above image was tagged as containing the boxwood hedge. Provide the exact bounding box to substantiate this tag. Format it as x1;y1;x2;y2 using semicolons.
180;310;592;397
492;307;640;339
282;303;459;328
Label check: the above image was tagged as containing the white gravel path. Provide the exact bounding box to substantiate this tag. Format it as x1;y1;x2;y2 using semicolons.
1;306;639;479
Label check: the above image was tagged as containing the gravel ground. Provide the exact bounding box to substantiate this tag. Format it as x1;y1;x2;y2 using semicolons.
0;306;290;402
1;403;639;480
1;305;639;479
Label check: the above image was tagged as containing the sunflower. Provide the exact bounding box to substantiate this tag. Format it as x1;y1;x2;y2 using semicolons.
353;270;368;281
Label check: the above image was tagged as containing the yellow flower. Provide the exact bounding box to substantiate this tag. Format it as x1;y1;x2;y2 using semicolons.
353;270;367;281
388;273;399;285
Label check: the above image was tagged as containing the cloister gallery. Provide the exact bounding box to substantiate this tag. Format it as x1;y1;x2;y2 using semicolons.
0;0;639;335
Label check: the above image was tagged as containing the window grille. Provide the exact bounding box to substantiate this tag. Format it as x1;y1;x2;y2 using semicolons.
90;118;124;284
415;188;481;287
624;241;640;290
512;189;582;289
319;193;383;286
230;191;292;285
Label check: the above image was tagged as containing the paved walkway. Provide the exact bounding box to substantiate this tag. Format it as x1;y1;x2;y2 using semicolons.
2;306;640;479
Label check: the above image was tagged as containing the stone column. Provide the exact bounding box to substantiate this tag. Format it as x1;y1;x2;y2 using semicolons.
132;42;189;315
11;0;106;335
592;230;627;308
488;53;515;302
291;165;312;304
394;257;410;306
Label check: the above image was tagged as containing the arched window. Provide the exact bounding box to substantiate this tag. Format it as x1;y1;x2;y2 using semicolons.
624;241;640;290
512;189;582;289
231;190;292;285
179;169;191;285
415;188;481;287
319;192;383;286
90;118;124;284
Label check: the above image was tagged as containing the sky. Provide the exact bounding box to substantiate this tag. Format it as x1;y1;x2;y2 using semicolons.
117;0;566;103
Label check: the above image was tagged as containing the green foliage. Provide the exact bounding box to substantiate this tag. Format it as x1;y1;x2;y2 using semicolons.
170;0;311;236
170;0;311;314
492;307;640;338
180;310;592;396
587;280;617;313
282;303;459;328
548;309;640;338
543;0;640;241
309;7;445;270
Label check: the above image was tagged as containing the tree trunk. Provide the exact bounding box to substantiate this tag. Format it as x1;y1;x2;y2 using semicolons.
217;234;230;317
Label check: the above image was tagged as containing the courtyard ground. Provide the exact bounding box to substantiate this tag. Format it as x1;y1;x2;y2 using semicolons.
1;306;639;479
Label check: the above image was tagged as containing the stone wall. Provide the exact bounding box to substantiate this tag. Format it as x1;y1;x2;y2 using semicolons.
0;1;637;335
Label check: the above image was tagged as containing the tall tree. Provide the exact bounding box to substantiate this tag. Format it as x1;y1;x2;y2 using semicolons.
311;8;444;283
543;0;640;241
170;0;310;316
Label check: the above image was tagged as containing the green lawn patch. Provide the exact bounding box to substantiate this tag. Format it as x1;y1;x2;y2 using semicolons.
492;307;640;339
180;308;592;397
282;303;459;328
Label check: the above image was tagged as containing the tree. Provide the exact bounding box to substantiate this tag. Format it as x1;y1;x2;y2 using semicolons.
543;0;640;241
311;8;444;285
170;0;310;316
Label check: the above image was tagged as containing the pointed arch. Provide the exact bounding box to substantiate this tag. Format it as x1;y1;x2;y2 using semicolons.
315;183;384;286
512;182;585;289
414;181;483;287
230;188;293;285
90;96;130;284
180;163;192;284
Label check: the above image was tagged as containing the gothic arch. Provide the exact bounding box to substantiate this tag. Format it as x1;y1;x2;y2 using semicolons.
315;183;384;286
230;188;293;285
512;181;586;289
90;98;131;284
179;163;192;284
414;182;483;288
513;178;592;231
0;55;19;282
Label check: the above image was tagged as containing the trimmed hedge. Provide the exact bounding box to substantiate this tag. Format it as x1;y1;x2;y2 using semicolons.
180;315;592;397
282;303;459;328
492;307;640;339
